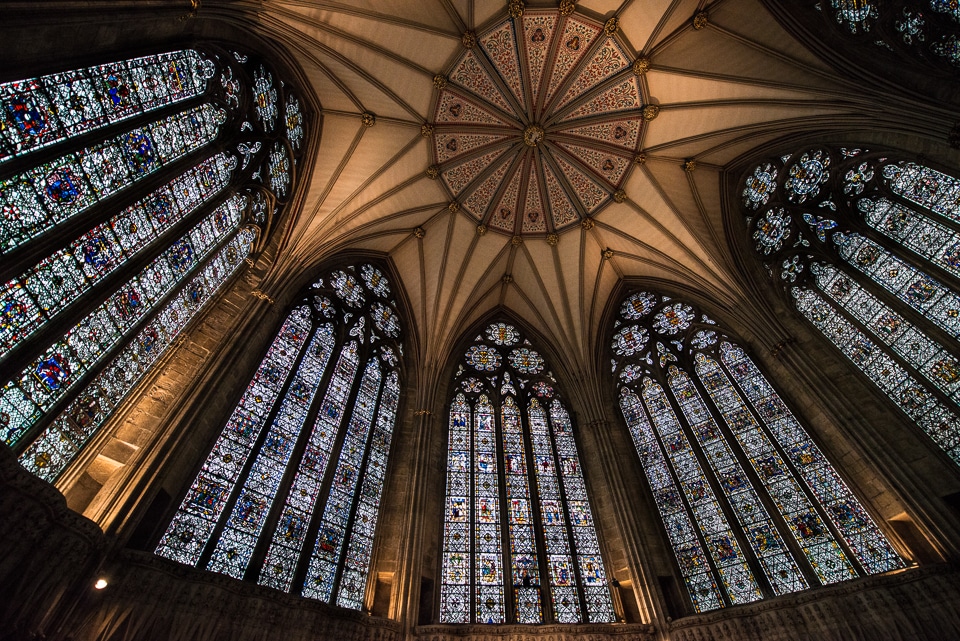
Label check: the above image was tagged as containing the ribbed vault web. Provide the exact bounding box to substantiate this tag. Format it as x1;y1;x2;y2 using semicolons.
257;0;924;408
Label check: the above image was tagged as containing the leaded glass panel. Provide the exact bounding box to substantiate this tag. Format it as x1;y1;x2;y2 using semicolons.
441;321;615;624
743;147;960;466
2;45;308;487
610;290;904;611
0;50;213;164
157;262;402;613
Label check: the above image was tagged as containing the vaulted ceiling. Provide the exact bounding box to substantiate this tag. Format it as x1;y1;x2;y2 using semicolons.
256;0;909;383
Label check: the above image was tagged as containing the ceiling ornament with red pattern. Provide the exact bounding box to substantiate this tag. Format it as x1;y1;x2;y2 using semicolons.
431;8;645;236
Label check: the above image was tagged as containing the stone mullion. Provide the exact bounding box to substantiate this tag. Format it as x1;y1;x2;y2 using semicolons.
519;397;555;623
241;322;347;583
328;367;387;604
633;382;731;609
289;336;369;595
687;355;822;589
195;310;319;569
11;211;245;463
716;353;873;578
492;392;516;623
1;174;240;383
542;403;590;621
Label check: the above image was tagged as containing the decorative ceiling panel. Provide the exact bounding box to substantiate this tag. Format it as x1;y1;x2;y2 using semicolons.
435;89;515;127
431;7;645;235
442;146;511;195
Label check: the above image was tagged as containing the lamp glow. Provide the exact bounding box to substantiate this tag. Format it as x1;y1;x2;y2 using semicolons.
94;578;108;590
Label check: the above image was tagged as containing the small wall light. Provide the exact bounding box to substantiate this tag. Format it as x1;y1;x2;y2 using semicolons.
94;578;108;590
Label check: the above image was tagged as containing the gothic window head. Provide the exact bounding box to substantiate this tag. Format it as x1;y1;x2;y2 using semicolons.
157;261;403;611
743;147;960;467
814;1;960;70
610;291;903;612
440;321;617;624
0;46;308;484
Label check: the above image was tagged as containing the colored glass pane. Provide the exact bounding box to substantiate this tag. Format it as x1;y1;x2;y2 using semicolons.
812;262;960;401
1;103;224;252
549;401;615;622
508;348;544;374
285;95;304;151
440;393;472;623
442;321;615;623
155;308;315;564
0;50;213;164
667;366;807;596
641;378;762;605
745;149;960;472
302;355;381;600
719;343;905;574
156;263;401;612
502;396;541;624
1;153;234;353
619;387;723;612
267;141;290;197
795;286;960;463
486;322;520;345
4;195;245;450
337;370;400;610
20;224;253;481
207;332;340;579
694;352;857;584
253;66;278;131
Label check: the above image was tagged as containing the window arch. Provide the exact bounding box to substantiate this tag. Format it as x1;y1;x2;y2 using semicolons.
610;291;904;612
814;1;960;69
156;262;403;610
440;321;616;624
743;147;960;466
0;46;305;483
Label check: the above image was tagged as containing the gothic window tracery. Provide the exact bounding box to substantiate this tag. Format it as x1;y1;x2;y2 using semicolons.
440;321;616;624
744;147;960;466
157;262;402;611
610;291;904;612
815;0;960;69
0;47;305;483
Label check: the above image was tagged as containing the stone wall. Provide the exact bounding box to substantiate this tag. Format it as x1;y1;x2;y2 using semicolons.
4;444;960;641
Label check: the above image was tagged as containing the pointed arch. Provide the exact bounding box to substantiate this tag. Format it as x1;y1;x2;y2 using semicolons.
156;260;405;611
607;289;904;612
741;146;960;466
0;45;309;484
438;318;617;624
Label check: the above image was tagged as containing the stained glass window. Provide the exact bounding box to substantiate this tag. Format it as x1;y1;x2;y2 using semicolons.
157;262;403;613
1;46;307;485
743;148;960;465
440;322;616;624
610;291;904;612
813;0;960;69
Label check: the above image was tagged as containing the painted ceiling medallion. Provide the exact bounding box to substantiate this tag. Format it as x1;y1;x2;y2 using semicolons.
432;8;645;235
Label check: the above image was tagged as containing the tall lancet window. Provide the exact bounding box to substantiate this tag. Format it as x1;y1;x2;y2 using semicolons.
610;292;904;612
156;263;402;611
1;47;306;483
440;322;616;624
743;148;960;466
